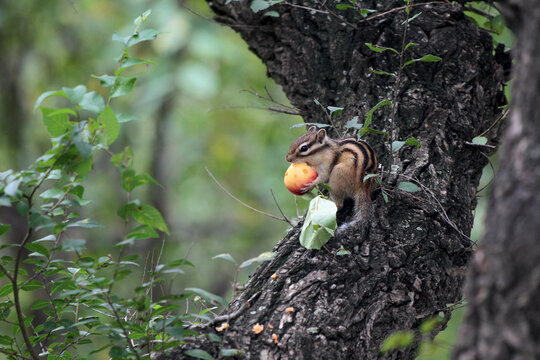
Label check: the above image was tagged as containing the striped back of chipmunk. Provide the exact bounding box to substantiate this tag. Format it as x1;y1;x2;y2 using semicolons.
335;138;378;193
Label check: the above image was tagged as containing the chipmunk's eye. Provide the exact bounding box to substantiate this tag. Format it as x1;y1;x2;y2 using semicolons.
300;145;309;152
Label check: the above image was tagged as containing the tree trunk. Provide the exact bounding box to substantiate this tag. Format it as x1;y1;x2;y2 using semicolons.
158;1;504;358
454;1;540;359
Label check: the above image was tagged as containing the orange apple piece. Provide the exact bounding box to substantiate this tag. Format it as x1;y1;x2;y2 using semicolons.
284;162;318;195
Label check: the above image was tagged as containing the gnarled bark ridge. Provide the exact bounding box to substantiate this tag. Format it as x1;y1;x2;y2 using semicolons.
158;1;504;358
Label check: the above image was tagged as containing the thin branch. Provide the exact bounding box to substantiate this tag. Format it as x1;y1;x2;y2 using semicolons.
477;108;509;137
241;88;300;113
105;292;142;360
464;141;496;150
207;104;301;116
0;347;26;359
270;189;293;226
395;173;474;244
464;5;495;19
476;152;496;193
206;167;289;223
191;291;261;329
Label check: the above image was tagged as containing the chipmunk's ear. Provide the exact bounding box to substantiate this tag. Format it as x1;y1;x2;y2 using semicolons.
316;128;327;143
307;126;317;133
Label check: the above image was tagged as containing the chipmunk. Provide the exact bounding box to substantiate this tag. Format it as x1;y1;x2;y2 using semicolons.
286;126;378;229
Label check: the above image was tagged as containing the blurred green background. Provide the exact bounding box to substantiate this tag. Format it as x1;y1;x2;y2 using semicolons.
0;0;499;358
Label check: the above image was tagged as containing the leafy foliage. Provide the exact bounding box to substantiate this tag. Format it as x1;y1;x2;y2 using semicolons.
0;11;225;359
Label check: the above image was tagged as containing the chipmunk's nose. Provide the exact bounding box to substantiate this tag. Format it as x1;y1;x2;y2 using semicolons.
285;154;291;162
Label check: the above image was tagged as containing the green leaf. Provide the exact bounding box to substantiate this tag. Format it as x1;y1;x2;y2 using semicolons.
98;106;119;145
26;243;50;258
472;136;488;145
398;181;420;193
132;204;169;234
62;85;87;104
380;330;415;353
0;196;11;207
0;284;13;297
250;0;282;12
404;42;418;51
327;106;344;116
40;107;73;137
336;246;351;256
212;253;237;264
134;9;152;26
34;90;67;112
62;238;86;252
117;113;139;123
369;69;397;77
79;91;105;113
39;187;64;200
403;54;442;68
184;349;214;360
363;174;379;182
0;335;12;346
92;74;116;88
185;288;227;307
110;76;137;98
403;11;422;24
263;10;280;17
69;185;85;199
126;225;159;240
0;224;10;236
365;100;392;121
220;349;242;357
290;122;330;129
110;146;134;168
336;4;354;10
300;196;337;250
405;137;421;148
360;9;376;17
22;280;42;291
4;178;22;197
419;54;442;62
68;218;103;229
165;326;186;339
73;122;93;159
30;299;50;310
420;316;443;334
239;252;276;268
119;57;153;70
122;169;159;192
392;141;405;152
345;116;362;130
126;29;160;47
109;346;127;358
365;42;399;55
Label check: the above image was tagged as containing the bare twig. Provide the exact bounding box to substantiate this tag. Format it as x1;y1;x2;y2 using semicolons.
191;292;262;329
464;141;496;149
477;108;509;137
205;167;289;223
270;189;293;226
464;5;495;19
207;104;301;116
476;152;496;194
395;173;475;244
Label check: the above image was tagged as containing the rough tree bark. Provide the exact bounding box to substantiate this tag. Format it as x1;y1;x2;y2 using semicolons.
158;1;504;358
454;1;540;359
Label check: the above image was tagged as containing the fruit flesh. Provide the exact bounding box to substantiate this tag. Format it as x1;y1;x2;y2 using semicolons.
284;163;318;195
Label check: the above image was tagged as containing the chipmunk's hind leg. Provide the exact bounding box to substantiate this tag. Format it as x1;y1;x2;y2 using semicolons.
336;197;355;226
